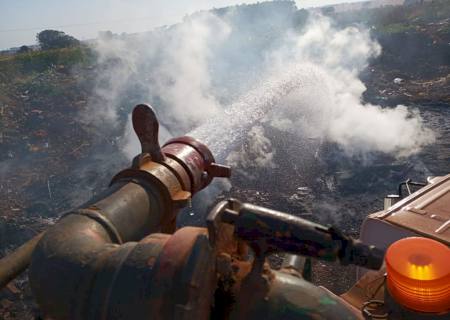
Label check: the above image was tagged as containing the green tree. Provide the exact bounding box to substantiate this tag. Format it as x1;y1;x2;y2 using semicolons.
18;45;31;53
36;30;80;50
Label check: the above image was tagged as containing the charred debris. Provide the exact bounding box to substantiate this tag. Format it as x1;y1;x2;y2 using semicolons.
0;0;449;319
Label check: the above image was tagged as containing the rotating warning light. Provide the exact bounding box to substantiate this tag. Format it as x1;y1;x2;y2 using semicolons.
385;237;450;313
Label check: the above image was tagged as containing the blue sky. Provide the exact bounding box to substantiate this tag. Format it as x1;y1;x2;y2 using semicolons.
0;0;366;49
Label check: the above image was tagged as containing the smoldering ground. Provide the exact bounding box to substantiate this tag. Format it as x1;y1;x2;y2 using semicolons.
1;2;434;230
0;4;449;319
87;9;434;160
77;4;435;223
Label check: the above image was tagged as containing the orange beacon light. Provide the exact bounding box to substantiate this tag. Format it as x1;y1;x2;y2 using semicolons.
385;237;450;313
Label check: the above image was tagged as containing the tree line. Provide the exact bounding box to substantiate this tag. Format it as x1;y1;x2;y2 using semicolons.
17;30;80;53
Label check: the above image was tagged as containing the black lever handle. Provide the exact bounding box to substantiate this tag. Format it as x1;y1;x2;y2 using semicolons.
132;104;165;162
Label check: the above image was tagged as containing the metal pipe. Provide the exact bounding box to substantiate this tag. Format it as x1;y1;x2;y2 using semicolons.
20;104;230;319
233;203;384;270
0;232;44;289
29;179;162;319
281;253;306;274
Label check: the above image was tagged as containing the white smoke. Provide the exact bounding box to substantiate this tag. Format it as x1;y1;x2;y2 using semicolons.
266;13;435;157
151;14;230;127
84;12;231;157
226;125;277;178
82;35;140;128
84;7;435;164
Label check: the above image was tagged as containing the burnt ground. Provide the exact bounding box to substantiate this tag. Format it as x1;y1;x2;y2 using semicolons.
0;62;128;319
0;66;449;319
1;5;450;320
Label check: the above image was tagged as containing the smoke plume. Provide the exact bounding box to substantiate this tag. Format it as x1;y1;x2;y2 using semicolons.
265;14;435;157
226;125;277;179
83;5;435;173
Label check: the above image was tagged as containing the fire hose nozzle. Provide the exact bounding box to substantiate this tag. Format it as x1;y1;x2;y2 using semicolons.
207;200;384;270
26;104;231;319
113;104;231;195
208;163;232;178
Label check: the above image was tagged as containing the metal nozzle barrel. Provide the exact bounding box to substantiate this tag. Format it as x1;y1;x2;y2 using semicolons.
0;104;231;320
208;200;384;270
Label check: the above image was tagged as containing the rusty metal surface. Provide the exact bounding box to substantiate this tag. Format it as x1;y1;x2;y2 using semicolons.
342;266;450;320
26;104;229;319
210;201;384;270
376;174;450;245
164;135;231;191
86;228;216;320
206;199;378;320
230;268;361;320
0;232;44;290
341;267;386;311
162;142;207;193
132;104;165;162
16;103;388;319
164;136;215;167
147;227;216;320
